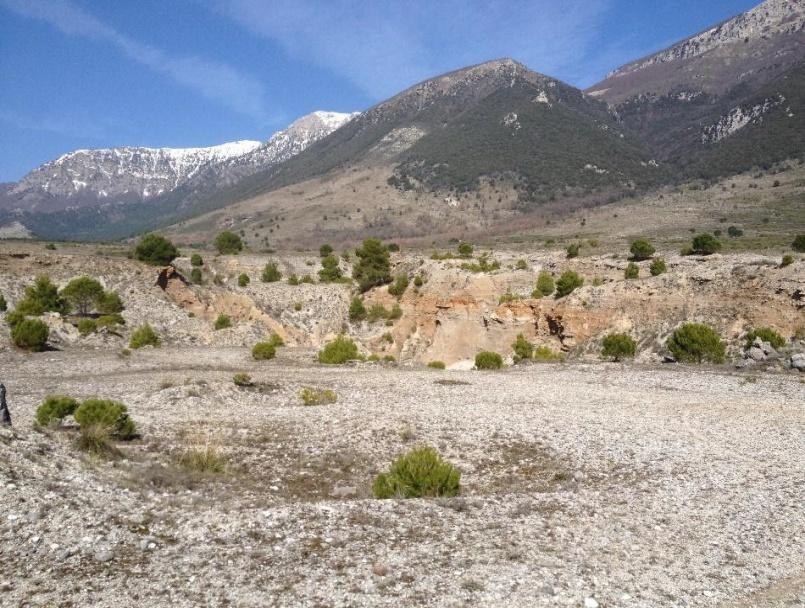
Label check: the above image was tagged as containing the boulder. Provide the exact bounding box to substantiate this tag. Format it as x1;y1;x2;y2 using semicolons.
790;353;805;372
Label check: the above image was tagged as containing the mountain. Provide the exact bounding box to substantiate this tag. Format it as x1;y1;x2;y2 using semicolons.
587;0;805;177
163;59;663;249
0;111;356;240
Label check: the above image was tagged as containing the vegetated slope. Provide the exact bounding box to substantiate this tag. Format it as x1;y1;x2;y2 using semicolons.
166;58;661;238
0;112;356;241
587;0;805;177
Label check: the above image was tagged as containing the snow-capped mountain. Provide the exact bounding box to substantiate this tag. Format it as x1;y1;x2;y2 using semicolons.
0;110;357;216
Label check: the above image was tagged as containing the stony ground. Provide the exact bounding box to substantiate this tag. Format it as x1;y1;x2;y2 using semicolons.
1;345;803;607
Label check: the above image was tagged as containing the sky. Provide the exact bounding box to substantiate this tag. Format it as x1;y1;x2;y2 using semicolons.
0;0;759;182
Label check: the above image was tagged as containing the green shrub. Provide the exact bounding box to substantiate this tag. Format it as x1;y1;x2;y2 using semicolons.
45;243;56;250
76;423;121;458
781;254;794;267
252;342;276;360
629;239;655;261
499;291;521;304
287;273;300;285
17;276;66;315
0;292;5;312
190;268;203;284
373;447;460;499
238;273;250;287
792;235;805;253
129;324;160;349
293;301;302;311
319;244;333;257
268;333;285;347
457;242;473;258
349;297;367;322
601;333;636;361
650;258;667;276
555;271;584;298
214;314;231;330
5;310;24;328
134;234;178;266
691;233;722;255
214;231;243;255
318;335;360;364
512;334;533;360
233;373;253;387
11;319;49;351
190;253;203;266
261;262;282;282
388;273;409;298
353;238;391;292
427;361;446;369
301;274;314;284
299;387;337;406
318;255;343;282
667;323;725;364
533;346;563;362
77;318;97;336
386;243;400;252
97;314;125;329
74;399;136;439
61;277;105;315
98;291;124;314
624;262;639;279
515;259;528;270
35;396;79;427
389;304;402;320
383;355;396;363
475;351;503;370
727;226;744;238
533;271;554;298
413;275;424;287
460;255;500;273
744;327;785;350
566;243;580;259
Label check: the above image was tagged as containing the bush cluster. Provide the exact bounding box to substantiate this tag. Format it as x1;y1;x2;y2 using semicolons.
74;399;136;439
214;231;243;255
318;335;360;364
373;447;460;499
11;319;49;351
134;234;178;266
744;327;785;350
601;334;636;361
35;396;79;427
353;238;391;292
532;271;555;298
667;323;725;364
475;351;503;370
299;388;337;406
252;342;276;360
129;324;160;349
555;271;583;298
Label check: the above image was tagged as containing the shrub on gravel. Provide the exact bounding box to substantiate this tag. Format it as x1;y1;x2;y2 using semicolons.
179;445;226;474
11;318;49;351
349;297;367;322
134;234;178;266
387;273;409;298
533;346;563;362
190;268;203;284
650;258;667;276
98;291;124;315
601;334;636;361
319;244;334;257
214;231;243;255
512;334;533;361
214;314;232;330
781;254;794;267
667;323;725;364
427;361;446;369
16;276;67;315
566;243;580;259
373;446;461;499
475;351;503;370
744;327;785;350
129;324;160;349
252;342;276;360
76;424;121;458
190;254;203;267
624;262;639;280
261;262;282;282
237;273;250;287
97;314;125;329
77;318;97;336
555;271;583;298
690;233;721;255
299;387;337;406
457;242;473;258
793;235;805;253
532;271;555;298
318;255;344;283
35;396;79;427
233;373;253;387
74;399;136;439
268;333;285;347
318;336;360;364
629;239;655;261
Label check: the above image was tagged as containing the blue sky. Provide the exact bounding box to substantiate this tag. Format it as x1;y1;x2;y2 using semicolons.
0;0;758;182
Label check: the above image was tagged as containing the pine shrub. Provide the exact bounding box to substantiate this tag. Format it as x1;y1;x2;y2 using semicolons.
601;333;636;361
555;271;583;298
129;324;160;349
624;262;639;279
373;447;460;499
650;258;667;276
475;351;503;370
629;239;655;261
35;395;79;427
318;335;360;364
11;319;49;351
74;399;136;439
252;342;276;360
667;323;725;364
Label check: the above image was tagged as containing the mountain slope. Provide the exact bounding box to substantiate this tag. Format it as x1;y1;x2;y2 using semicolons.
0;111;356;240
587;0;805;175
164;59;663;248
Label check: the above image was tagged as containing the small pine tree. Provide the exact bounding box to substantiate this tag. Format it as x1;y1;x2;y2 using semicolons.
601;334;636;361
624;262;639;279
629;239;655;261
318;255;343;282
261;262;282;282
511;334;533;360
134;234;178;266
214;231;243;255
349;297;366;322
555;271;583;298
533;271;554;298
650;258;667;276
353;238;391;292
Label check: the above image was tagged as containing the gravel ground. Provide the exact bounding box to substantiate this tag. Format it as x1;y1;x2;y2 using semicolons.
0;346;803;607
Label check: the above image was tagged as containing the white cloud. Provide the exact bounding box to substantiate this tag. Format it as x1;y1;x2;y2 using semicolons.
1;0;270;120
216;0;613;98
